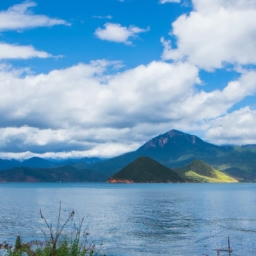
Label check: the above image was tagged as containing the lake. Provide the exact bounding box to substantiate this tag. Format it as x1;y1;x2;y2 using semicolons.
0;183;256;255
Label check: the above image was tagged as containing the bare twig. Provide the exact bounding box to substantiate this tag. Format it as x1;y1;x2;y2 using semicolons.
40;202;75;256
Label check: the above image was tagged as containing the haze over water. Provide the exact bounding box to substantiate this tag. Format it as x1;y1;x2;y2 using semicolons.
0;183;256;255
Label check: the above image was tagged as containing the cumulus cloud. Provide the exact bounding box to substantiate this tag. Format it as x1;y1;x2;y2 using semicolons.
161;0;256;70
0;1;69;32
0;60;199;129
205;107;256;145
177;70;256;121
160;0;181;4
94;23;149;45
0;60;256;158
0;126;140;158
0;42;52;59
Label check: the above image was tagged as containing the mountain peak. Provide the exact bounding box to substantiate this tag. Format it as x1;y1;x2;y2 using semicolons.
136;129;224;163
187;159;215;177
139;129;200;150
168;129;185;135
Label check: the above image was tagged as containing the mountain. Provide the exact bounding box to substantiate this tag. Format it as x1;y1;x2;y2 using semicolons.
1;129;256;182
137;130;228;163
0;156;104;171
88;129;230;179
81;157;103;163
0;165;102;182
21;157;58;168
0;157;59;171
175;159;238;183
0;159;20;170
89;129;256;181
107;156;184;183
47;157;103;164
72;157;104;169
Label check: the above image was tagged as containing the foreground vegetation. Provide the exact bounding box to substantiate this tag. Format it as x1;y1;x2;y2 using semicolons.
0;203;105;256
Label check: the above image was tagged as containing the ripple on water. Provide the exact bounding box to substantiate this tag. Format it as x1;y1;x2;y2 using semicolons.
1;183;256;255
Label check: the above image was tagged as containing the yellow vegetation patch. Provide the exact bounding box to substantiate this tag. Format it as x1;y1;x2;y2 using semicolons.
185;170;238;183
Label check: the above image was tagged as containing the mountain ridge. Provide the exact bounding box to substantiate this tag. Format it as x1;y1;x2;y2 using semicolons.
0;165;102;182
0;156;103;171
1;129;256;182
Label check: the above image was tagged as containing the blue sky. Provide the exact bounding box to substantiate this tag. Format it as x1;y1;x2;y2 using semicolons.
0;0;256;159
2;0;188;72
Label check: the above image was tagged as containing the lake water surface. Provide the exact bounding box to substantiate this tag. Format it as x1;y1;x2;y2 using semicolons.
0;183;256;255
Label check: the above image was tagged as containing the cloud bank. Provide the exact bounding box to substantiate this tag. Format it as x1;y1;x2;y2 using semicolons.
0;59;256;159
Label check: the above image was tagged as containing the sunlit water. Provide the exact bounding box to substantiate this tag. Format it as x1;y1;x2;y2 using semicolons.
0;183;256;255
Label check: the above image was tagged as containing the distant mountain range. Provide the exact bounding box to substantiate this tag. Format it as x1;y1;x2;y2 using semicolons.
0;157;102;170
0;129;256;182
0;165;102;182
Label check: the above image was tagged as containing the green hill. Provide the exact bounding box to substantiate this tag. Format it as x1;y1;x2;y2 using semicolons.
107;156;184;183
175;159;238;183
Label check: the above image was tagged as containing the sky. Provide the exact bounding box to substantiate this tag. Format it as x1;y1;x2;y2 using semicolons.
0;0;256;160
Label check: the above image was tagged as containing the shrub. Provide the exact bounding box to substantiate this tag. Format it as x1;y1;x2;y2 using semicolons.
1;203;105;256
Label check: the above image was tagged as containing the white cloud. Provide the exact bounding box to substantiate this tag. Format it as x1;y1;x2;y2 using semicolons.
0;42;52;59
0;1;69;32
0;126;140;159
0;61;198;157
205;107;256;145
177;70;256;121
92;15;112;19
94;23;149;44
161;0;256;70
0;60;199;129
160;0;181;4
0;60;256;158
193;0;256;14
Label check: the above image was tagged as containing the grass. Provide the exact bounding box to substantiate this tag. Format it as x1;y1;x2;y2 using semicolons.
0;203;106;256
185;170;238;183
175;159;239;183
